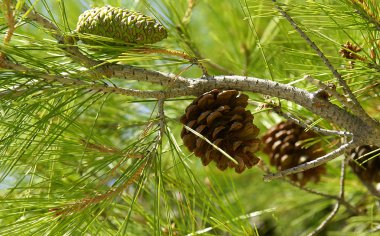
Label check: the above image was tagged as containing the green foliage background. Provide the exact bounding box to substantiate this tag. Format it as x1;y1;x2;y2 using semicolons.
0;0;379;235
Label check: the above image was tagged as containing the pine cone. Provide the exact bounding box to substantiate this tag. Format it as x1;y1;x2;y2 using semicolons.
180;89;261;173
349;145;380;184
339;41;362;60
262;121;326;186
76;6;167;45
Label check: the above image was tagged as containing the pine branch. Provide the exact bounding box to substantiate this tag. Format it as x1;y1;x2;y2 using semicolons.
157;99;166;138
264;140;355;181
350;0;380;31
256;153;360;215
0;1;380;232
2;0;15;44
182;0;197;25
20;5;189;88
271;0;373;125
0;0;16;62
306;158;347;236
18;2;380;151
272;106;353;137
0;59;189;98
304;75;352;110
2;56;379;148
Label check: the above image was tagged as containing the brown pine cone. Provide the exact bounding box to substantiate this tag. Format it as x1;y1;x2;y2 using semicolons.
262;121;326;186
180;89;261;173
349;145;380;184
339;42;362;60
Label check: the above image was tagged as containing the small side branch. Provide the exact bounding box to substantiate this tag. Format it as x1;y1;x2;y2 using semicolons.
307;202;339;236
350;0;380;31
304;75;350;108
0;0;16;62
22;5;59;34
272;106;352;137
272;1;370;122
264;140;355;181
182;0;197;24
130;47;208;76
306;158;346;236
0;59;192;99
2;0;15;44
157;99;166;138
53;161;147;216
286;179;358;214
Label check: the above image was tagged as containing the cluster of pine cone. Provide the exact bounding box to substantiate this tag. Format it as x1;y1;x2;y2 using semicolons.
74;6;380;189
179;90;328;185
339;41;362;60
179;90;380;191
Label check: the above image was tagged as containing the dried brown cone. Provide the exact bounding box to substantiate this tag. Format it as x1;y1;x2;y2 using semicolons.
349;145;380;184
180;89;261;173
339;41;363;60
262;121;326;186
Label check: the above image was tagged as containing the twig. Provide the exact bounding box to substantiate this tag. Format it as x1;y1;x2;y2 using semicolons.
350;0;380;31
53;161;147;216
130;47;209;76
0;0;16;62
264;140;355;181
157;99;166;138
307;202;339;236
259;160;359;215
339;157;347;198
176;14;233;75
186;208;276;236
3;57;379;147
306;158;346;236
80;139;120;154
21;5;59;33
304;75;352;108
271;0;371;123
182;0;197;25
285;179;358;214
305;76;380;133
272;106;353;137
2;0;15;44
20;6;192;87
0;59;191;99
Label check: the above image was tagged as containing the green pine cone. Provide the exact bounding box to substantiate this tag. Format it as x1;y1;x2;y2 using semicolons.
76;6;167;45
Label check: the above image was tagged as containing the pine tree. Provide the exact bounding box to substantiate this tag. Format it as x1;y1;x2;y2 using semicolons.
0;0;379;235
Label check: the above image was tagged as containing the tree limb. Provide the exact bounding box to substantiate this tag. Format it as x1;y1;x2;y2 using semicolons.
264;140;355;181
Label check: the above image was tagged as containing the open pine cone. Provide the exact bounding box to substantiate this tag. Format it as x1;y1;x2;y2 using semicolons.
180;89;261;173
349;145;380;184
262;121;326;186
339;41;362;60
